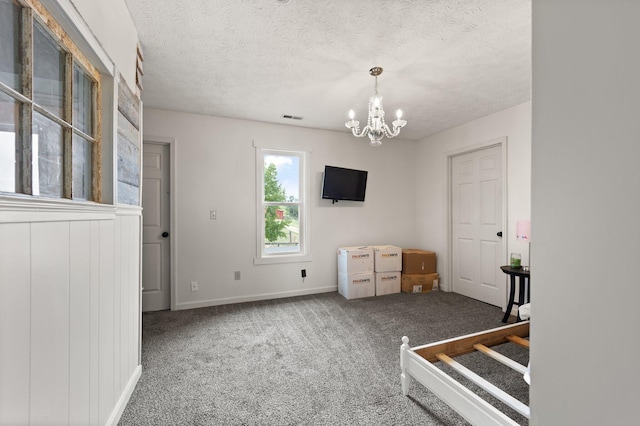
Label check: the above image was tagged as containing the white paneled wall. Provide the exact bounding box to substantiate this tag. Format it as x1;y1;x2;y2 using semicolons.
0;205;141;426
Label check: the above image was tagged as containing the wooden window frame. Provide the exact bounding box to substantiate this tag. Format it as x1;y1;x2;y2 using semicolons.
0;0;102;202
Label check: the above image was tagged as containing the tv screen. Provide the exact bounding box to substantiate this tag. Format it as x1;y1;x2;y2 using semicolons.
321;165;368;202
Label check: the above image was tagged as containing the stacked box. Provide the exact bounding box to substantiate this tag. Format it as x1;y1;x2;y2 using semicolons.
337;246;374;274
371;245;402;272
338;271;375;299
375;271;401;296
337;246;375;299
402;249;436;274
370;245;402;295
401;249;438;293
401;273;439;293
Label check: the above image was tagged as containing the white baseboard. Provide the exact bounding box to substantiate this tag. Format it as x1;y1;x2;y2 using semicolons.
107;365;142;426
175;286;338;310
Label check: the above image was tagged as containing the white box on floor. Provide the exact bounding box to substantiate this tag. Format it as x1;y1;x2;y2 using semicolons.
375;271;401;296
337;246;374;274
370;245;402;272
338;271;375;299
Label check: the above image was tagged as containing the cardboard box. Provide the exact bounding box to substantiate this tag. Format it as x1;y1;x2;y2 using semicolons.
401;273;439;294
337;246;374;274
402;249;437;274
370;245;402;272
375;271;401;296
338;272;375;299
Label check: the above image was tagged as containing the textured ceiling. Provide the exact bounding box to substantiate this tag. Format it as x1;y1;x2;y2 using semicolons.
124;0;531;141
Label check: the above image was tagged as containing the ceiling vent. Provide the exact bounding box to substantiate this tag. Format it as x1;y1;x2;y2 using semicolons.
282;114;303;120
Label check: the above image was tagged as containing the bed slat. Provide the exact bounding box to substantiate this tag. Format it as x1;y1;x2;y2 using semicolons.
506;335;530;348
436;353;530;419
473;344;528;375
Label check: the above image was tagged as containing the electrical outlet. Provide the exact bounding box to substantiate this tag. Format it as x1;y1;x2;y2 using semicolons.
301;269;306;278
210;210;217;220
234;271;241;280
191;281;199;292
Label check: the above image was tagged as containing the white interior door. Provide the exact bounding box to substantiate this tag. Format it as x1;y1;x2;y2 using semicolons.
142;143;171;311
451;145;504;307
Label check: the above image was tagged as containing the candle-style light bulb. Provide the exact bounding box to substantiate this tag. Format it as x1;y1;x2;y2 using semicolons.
396;109;403;119
348;109;355;119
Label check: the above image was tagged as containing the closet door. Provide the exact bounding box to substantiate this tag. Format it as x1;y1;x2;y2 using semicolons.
142;142;171;312
451;145;503;307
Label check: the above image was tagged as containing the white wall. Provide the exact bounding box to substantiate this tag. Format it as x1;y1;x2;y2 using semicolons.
143;109;419;309
414;102;531;290
70;0;140;90
531;1;640;424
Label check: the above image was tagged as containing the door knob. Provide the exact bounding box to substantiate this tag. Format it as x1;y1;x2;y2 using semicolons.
161;232;169;238
496;231;502;237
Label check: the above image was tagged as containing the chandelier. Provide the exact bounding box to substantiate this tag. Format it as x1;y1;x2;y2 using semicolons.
345;67;407;146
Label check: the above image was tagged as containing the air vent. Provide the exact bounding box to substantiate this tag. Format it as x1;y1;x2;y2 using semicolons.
282;114;303;121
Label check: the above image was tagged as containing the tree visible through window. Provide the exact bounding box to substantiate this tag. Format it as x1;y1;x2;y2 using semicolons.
264;163;292;244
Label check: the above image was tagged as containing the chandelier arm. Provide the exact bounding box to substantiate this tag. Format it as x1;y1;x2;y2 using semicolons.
350;125;370;138
386;124;403;138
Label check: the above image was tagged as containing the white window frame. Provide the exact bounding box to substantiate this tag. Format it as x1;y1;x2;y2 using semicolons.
254;141;311;265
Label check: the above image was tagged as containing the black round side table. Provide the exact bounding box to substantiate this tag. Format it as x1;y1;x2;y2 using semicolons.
500;266;530;323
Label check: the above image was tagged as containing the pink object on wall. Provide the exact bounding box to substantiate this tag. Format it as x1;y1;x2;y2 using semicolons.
516;220;531;241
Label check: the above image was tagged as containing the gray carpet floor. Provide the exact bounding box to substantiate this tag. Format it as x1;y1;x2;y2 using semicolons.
119;291;529;425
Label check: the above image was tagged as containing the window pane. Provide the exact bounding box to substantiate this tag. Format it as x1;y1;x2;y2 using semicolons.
0;0;21;91
33;111;63;197
33;22;65;118
264;154;299;201
264;205;300;254
73;63;92;135
72;133;92;200
0;91;18;192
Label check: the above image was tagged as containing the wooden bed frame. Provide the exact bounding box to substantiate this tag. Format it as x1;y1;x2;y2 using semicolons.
400;321;530;426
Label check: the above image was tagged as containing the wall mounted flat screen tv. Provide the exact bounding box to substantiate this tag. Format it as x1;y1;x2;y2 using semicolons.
321;165;368;202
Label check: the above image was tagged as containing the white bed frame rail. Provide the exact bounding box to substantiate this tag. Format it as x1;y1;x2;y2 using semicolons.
400;321;530;426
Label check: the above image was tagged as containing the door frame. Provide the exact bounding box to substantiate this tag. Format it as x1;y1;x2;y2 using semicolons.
142;135;177;311
444;136;508;310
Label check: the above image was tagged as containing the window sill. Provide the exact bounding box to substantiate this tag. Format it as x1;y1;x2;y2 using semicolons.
0;194;117;223
254;253;312;265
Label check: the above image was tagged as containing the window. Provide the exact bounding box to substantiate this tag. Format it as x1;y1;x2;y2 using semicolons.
255;145;311;264
0;0;101;201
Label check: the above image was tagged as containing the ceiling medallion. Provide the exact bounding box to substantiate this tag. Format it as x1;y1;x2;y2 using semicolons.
345;67;407;147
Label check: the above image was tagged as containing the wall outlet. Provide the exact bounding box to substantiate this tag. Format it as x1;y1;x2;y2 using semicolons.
234;271;241;280
191;281;199;292
210;210;217;220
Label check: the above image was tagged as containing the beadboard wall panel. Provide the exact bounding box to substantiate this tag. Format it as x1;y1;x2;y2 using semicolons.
99;219;116;425
30;221;71;424
0;208;141;426
0;223;31;424
70;221;92;425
